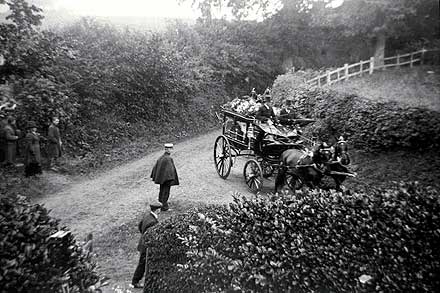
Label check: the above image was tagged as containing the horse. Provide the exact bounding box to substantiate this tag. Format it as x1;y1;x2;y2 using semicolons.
334;137;350;165
274;143;333;192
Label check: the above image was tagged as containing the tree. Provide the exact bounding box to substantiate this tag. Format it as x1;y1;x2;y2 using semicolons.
184;0;439;67
0;0;44;31
312;0;439;64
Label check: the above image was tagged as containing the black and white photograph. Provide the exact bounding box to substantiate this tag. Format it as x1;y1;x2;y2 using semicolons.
1;0;439;292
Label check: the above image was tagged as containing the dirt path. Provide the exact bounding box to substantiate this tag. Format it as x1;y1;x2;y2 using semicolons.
35;130;265;234
34;129;277;291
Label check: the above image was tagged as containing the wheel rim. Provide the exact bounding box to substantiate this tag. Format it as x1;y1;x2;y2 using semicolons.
243;159;263;193
214;136;232;179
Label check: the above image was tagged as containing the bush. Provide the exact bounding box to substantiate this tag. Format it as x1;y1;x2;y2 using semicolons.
0;194;100;292
142;204;228;293
177;183;440;292
272;75;440;150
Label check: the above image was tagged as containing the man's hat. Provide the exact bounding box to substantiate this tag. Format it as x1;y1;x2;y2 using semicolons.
150;201;163;211
26;121;37;129
164;143;173;148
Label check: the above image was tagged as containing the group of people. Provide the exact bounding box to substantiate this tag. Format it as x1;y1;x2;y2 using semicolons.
253;93;302;155
0;114;62;177
255;94;299;125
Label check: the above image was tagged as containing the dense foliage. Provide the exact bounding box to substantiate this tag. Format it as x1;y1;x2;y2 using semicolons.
172;183;439;292
2;0;437;159
271;72;440;151
0;194;101;292
142;205;229;292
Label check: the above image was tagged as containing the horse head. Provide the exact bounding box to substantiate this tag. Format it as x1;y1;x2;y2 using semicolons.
334;137;351;165
311;142;333;165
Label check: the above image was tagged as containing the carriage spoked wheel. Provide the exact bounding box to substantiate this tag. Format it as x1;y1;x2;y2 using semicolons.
214;135;233;179
243;159;264;193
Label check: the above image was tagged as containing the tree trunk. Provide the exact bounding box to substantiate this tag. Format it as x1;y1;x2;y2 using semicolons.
373;32;386;67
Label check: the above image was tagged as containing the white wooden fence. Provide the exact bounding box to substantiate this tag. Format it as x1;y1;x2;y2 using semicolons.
305;48;438;87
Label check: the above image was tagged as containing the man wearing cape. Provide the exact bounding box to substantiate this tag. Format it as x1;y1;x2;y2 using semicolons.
150;143;179;211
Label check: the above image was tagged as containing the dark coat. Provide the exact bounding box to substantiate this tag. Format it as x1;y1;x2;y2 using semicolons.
256;104;276;122
24;132;41;166
3;124;18;164
151;153;179;186
279;108;298;125
0;119;6;162
47;124;61;158
137;211;158;252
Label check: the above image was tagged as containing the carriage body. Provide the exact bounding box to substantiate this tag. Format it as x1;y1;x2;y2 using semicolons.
214;108;308;192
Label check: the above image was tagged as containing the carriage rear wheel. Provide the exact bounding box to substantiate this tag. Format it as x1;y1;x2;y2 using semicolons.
243;159;263;193
214;135;233;179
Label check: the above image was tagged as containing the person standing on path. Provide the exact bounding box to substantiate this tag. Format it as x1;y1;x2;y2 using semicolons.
24;121;42;177
130;202;163;289
3;116;20;166
47;116;62;171
150;143;179;211
0;112;7;163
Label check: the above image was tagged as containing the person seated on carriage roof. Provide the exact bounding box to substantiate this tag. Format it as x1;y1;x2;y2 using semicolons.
255;94;278;124
279;99;299;125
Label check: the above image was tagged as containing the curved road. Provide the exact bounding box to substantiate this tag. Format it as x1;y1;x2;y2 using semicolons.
35;129;277;289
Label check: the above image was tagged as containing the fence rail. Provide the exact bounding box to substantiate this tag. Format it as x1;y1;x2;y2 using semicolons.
305;48;439;87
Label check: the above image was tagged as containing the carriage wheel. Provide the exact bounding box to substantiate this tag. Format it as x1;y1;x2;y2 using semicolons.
214;135;233;179
243;159;263;193
286;173;303;192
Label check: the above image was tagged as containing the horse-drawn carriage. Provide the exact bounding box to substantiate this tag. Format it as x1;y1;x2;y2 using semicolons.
213;107;355;193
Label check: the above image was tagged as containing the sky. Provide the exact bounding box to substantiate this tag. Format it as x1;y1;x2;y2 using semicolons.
54;0;200;18
0;0;345;19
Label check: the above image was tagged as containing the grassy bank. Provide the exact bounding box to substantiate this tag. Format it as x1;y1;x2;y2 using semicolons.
328;65;440;112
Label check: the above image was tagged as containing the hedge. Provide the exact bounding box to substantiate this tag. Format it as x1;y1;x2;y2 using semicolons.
0;194;100;292
142;204;229;293
176;183;440;292
271;74;440;151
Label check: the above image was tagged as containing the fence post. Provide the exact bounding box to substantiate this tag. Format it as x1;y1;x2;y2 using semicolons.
410;53;414;68
369;57;374;74
337;69;340;81
397;54;400;67
360;61;363;77
318;76;321;87
421;48;426;65
327;71;331;85
344;64;348;80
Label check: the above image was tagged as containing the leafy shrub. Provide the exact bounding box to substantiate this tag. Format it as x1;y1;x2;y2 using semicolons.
272;75;440;150
177;183;440;292
142;204;228;292
0;194;100;292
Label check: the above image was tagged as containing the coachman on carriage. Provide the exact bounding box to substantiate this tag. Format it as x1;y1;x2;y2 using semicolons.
213;91;355;193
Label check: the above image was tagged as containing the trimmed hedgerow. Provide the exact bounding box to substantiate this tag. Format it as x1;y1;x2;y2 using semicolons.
175;183;440;292
142;204;229;293
271;74;440;151
0;195;100;292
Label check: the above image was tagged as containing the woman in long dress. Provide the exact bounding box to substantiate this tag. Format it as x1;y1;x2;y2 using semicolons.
24;121;42;177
